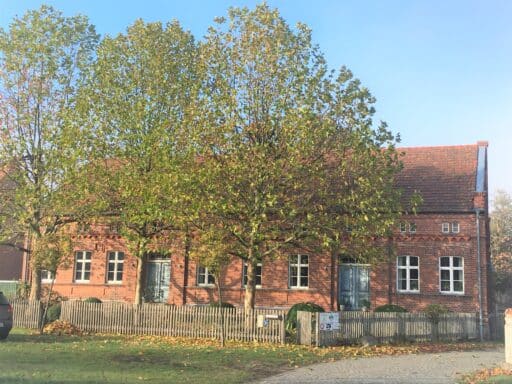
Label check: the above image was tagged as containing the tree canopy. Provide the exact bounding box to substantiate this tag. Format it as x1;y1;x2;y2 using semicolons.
491;190;512;292
0;5;98;299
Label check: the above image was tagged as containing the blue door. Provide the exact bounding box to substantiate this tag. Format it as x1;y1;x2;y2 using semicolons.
144;261;170;303
339;264;369;310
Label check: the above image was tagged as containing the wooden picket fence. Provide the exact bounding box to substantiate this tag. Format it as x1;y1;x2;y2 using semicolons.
11;299;43;329
298;311;479;346
60;301;286;344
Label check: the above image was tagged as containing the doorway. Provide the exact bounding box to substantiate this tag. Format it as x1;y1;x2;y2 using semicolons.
144;253;170;303
338;263;370;310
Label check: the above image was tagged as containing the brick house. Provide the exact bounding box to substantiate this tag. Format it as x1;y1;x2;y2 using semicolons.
37;142;492;321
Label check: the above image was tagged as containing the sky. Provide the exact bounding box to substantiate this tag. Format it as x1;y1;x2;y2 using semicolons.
1;0;511;200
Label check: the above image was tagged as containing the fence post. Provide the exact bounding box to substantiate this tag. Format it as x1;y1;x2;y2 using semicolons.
505;309;512;364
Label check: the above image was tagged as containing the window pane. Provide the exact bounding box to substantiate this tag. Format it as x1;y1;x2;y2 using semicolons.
108;252;116;261
85;252;92;260
410;280;419;290
441;270;450;280
300;276;308;287
300;266;308;278
108;272;114;281
453;257;462;267
453;270;462;281
300;255;308;264
410;269;418;279
84;263;91;272
410;257;418;266
441;281;450;291
290;276;297;287
208;274;215;284
454;281;463;292
440;257;450;267
398;256;407;266
290;255;298;264
84;271;90;280
116;271;123;281
399;278;407;290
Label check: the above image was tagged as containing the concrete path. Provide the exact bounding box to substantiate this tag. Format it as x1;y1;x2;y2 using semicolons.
257;348;505;384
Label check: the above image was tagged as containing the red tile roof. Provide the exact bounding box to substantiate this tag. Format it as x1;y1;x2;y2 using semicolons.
396;144;480;213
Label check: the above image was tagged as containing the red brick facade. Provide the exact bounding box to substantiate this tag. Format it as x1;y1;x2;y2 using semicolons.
37;142;492;322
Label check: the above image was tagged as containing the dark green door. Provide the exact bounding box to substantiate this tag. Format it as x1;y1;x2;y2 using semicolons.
339;264;369;310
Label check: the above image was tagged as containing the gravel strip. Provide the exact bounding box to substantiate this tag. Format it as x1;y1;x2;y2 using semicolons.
257;348;505;384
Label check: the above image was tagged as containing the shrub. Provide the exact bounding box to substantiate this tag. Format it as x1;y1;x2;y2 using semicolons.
83;297;102;303
45;303;61;323
424;304;450;324
374;304;408;313
286;302;324;331
209;301;235;308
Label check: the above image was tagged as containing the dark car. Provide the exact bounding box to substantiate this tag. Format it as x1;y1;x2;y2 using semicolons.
0;292;13;339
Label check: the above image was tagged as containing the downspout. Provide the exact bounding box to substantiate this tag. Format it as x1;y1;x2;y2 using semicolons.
475;209;484;341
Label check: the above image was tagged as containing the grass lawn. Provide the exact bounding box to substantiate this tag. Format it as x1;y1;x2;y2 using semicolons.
0;328;503;384
0;329;329;384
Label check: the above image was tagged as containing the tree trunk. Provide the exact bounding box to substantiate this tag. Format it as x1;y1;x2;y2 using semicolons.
244;260;256;312
134;251;145;305
29;267;41;301
216;276;226;347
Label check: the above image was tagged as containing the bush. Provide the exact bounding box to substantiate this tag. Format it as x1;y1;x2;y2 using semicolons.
83;297;102;303
286;302;324;331
374;304;408;313
45;303;61;323
424;304;450;324
209;301;235;308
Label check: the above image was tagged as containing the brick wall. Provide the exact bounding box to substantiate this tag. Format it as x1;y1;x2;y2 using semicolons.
0;245;23;280
47;211;491;319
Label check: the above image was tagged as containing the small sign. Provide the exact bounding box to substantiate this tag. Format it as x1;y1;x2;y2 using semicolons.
319;312;340;331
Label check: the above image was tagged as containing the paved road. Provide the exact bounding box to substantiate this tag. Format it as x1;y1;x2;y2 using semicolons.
257;348;505;384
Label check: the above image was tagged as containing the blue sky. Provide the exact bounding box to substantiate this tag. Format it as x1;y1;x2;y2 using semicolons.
1;0;511;199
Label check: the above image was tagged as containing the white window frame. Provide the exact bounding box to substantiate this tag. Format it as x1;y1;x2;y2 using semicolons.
289;254;309;289
41;270;55;283
397;255;419;293
439;256;464;294
197;266;215;286
106;251;124;284
74;250;92;282
451;222;460;234
399;222;407;233
243;262;262;288
409;222;417;233
442;222;450;233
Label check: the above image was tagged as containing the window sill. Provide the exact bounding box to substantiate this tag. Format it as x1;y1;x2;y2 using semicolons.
439;291;465;296
288;287;309;290
397;290;420;294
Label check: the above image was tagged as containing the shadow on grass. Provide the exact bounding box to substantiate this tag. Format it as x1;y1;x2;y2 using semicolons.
3;330;116;344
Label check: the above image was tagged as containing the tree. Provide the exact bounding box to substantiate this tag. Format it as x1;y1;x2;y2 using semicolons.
0;6;98;299
193;5;404;312
79;20;198;305
490;190;512;292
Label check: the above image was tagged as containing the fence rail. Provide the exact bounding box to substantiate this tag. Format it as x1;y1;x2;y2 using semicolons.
297;311;479;346
60;301;286;344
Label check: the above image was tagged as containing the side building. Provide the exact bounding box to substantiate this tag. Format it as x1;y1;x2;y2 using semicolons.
38;142;492;323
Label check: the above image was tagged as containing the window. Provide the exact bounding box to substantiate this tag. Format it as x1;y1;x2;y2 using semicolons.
197;266;215;286
289;254;309;288
74;251;91;282
442;222;460;234
440;256;464;294
107;251;124;283
397;256;419;292
399;222;416;234
243;263;262;287
41;270;55;283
